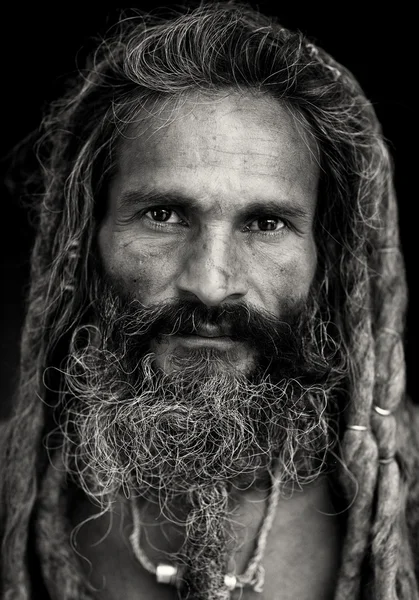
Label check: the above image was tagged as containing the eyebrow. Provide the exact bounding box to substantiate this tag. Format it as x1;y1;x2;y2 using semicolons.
117;189;312;221
119;190;200;211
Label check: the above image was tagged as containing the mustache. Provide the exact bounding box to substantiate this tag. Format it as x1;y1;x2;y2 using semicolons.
146;300;290;336
129;299;298;338
95;294;309;373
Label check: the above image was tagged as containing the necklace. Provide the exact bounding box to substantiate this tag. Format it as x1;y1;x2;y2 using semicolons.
129;469;281;595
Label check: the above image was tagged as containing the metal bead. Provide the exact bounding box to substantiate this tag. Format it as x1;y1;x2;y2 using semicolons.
347;424;368;431
224;573;237;590
156;563;178;585
373;405;392;416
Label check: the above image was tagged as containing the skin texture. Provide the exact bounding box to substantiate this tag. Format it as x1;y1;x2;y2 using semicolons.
98;91;319;374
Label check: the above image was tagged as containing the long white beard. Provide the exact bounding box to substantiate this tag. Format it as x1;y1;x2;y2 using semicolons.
57;345;335;510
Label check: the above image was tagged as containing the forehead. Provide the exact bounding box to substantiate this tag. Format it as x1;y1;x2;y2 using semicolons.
110;91;319;207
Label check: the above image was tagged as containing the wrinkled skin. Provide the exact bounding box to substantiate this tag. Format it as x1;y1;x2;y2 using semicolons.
98;91;319;374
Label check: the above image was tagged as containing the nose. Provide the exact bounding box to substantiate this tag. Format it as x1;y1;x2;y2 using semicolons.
176;229;248;306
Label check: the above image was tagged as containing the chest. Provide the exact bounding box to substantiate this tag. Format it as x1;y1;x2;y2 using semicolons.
75;532;341;600
71;486;343;600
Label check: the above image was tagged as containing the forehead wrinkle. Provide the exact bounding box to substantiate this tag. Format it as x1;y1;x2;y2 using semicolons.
193;148;319;186
117;137;318;190
119;90;316;155
113;91;320;209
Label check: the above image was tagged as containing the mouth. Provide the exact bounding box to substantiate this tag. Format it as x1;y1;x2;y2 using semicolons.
157;324;240;350
175;333;237;350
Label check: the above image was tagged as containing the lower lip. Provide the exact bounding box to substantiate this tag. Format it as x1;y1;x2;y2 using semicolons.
175;335;237;350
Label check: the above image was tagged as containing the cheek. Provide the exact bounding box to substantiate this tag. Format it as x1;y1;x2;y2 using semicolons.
251;239;317;311
98;225;179;302
294;239;318;293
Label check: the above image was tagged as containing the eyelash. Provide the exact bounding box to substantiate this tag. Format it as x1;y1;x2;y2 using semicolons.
142;208;188;229
140;207;292;235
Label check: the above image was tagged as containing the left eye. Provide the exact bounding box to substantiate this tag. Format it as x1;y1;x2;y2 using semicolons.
144;208;183;224
247;217;286;232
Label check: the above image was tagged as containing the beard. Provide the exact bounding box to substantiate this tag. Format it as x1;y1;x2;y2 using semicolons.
53;277;345;599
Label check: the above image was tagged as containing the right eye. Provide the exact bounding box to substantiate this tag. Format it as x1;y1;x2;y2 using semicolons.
144;208;184;224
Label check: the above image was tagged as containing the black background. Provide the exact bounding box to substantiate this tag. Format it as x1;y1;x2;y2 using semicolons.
0;4;415;418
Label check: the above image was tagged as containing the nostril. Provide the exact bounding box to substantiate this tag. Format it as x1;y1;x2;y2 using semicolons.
176;244;248;305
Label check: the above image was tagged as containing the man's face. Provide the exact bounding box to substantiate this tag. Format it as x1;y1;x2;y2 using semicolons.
98;91;319;374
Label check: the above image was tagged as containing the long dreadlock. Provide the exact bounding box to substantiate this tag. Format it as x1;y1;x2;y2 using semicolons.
1;3;418;599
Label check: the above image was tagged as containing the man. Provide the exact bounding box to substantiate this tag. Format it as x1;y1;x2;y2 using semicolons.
1;3;418;599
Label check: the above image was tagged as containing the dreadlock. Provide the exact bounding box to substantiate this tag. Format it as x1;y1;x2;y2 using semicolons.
1;3;418;599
